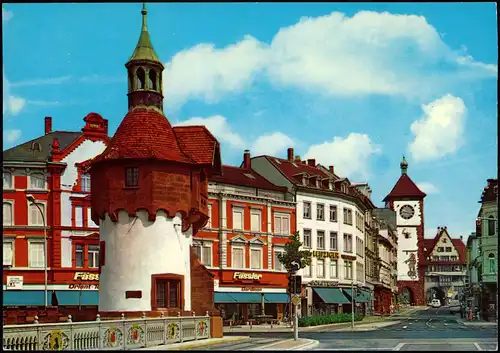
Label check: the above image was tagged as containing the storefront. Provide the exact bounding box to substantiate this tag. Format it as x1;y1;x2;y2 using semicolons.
374;285;393;315
3;271;99;307
309;280;371;316
212;270;289;324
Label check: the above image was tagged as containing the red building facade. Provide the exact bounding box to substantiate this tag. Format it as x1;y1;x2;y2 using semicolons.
194;151;296;323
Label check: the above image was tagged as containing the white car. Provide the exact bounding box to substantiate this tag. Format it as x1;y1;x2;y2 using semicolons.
431;299;441;308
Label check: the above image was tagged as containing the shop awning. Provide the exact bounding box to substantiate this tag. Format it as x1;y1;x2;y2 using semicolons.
313;288;350;304
54;291;99;306
342;288;371;303
3;291;45;306
264;293;290;303
214;292;262;303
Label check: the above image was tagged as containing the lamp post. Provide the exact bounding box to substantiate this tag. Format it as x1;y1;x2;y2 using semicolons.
26;194;48;308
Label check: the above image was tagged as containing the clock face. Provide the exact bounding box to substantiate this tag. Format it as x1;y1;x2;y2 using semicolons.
400;205;415;220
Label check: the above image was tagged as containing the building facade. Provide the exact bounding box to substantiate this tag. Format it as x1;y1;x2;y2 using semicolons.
196;151;296;323
3;114;109;310
422;227;466;305
372;208;398;315
250;148;373;317
465;232;481;308
384;157;426;306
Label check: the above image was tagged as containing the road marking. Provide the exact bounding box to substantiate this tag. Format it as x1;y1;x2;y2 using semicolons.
393;343;405;351
402;326;407;329
474;343;483;351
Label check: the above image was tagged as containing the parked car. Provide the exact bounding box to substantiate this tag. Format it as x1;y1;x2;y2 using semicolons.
431;299;441;308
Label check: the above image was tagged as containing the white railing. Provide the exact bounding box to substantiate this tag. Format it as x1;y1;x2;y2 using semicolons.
3;312;211;351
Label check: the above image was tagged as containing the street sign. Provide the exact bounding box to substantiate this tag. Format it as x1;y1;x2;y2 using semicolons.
290;260;301;272
292;295;301;306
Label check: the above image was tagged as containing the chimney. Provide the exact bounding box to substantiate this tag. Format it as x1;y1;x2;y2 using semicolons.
103;119;109;135
45;117;52;135
307;159;316;167
287;148;294;161
329;165;334;174
295;155;301;163
243;150;251;169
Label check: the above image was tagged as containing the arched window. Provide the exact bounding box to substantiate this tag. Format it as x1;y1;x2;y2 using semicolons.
488;216;496;236
488;253;496;274
136;67;146;89
128;71;134;91
149;69;157;90
3;202;13;225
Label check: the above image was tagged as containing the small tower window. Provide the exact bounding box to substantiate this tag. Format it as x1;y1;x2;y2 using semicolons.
149;70;157;90
125;167;139;187
128;71;134;92
136;68;146;89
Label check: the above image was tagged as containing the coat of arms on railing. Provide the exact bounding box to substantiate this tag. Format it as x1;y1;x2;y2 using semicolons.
167;322;180;341
127;324;145;345
43;329;69;351
103;325;123;348
197;320;208;337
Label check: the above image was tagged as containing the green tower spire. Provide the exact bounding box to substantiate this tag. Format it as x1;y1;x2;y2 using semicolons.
128;3;161;63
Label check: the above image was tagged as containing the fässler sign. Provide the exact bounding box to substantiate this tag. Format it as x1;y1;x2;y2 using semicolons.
68;284;99;290
312;250;339;259
74;272;99;281
233;272;263;281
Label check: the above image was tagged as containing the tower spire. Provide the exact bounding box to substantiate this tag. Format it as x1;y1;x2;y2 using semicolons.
125;3;164;112
400;155;408;175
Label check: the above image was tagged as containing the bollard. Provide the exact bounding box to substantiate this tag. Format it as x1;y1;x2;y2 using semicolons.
160;312;164;318
121;313;125;321
192;311;196;317
206;311;209;317
67;315;72;323
34;316;39;324
95;314;100;322
141;312;147;319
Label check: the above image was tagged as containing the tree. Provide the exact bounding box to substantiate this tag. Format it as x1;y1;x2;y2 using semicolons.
277;231;312;274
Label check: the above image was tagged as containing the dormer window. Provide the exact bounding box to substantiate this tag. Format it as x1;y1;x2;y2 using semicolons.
81;173;91;192
125;167;139;187
329;181;334;190
302;176;307;186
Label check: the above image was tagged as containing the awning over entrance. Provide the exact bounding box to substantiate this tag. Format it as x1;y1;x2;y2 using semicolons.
313;287;350;304
55;291;98;306
342;288;371;303
214;292;290;304
3;291;45;306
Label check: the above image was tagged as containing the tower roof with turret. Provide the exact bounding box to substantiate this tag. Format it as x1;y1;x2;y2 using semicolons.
383;156;426;201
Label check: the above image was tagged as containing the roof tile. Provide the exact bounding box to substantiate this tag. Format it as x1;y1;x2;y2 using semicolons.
383;174;426;201
210;165;287;192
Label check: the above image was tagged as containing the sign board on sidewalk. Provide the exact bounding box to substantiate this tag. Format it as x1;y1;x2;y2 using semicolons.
292;295;301;306
6;276;23;290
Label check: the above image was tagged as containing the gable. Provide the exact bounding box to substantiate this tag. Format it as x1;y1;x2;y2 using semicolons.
229;235;248;244
249;236;266;245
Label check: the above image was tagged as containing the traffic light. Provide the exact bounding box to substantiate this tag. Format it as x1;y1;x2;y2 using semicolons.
288;275;302;294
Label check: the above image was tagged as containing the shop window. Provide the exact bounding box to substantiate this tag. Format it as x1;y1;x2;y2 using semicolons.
153;277;181;309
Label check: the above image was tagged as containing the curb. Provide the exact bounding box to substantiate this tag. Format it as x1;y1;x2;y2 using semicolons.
292;339;320;350
139;336;249;350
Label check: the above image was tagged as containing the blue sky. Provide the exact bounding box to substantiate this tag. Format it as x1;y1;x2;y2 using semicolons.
3;3;497;239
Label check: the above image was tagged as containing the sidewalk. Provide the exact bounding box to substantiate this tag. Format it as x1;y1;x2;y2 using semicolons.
456;317;498;327
138;336;249;350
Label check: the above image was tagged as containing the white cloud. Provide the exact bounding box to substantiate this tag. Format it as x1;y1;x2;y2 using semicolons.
417;182;439;194
2;7;13;22
174;115;245;149
163;11;496;108
408;94;467;162
4;129;21;143
10;76;72;87
304;133;381;180
251;132;295;156
3;71;26;117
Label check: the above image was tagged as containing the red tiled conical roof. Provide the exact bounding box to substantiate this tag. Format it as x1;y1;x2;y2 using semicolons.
93;108;192;164
383;173;426;201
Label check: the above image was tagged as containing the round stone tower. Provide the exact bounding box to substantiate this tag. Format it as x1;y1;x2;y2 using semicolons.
90;4;222;316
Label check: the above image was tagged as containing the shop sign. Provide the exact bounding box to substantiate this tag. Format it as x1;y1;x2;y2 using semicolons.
341;254;357;261
233;272;262;281
312;250;339;259
6;276;23;290
241;287;262;292
73;272;99;281
309;280;339;287
68;284;99;290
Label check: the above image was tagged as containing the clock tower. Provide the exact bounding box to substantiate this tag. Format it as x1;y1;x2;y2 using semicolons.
383;156;426;305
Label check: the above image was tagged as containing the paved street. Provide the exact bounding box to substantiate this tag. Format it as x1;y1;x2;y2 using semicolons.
200;307;497;351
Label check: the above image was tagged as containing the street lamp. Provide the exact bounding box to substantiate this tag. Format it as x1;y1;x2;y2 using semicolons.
26;194;48;308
